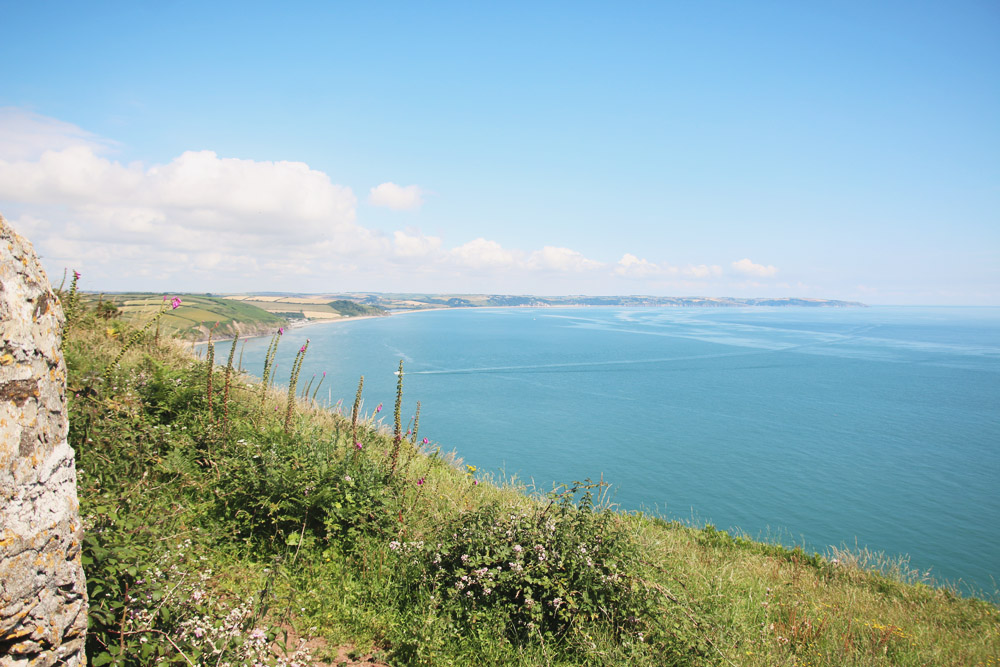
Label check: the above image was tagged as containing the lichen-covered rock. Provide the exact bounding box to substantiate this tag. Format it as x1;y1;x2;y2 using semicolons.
1;214;87;666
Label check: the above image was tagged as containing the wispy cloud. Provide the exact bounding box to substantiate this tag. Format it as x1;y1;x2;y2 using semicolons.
615;254;723;280
369;182;424;210
731;258;778;277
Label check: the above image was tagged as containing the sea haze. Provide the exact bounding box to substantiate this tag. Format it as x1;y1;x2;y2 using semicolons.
222;306;1000;596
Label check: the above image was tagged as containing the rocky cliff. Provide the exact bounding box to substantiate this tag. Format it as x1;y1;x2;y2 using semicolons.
1;215;88;666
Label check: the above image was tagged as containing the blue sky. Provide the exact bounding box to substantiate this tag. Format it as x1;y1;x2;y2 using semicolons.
1;1;997;304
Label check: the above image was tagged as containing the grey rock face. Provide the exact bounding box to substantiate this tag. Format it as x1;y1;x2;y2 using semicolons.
1;215;87;666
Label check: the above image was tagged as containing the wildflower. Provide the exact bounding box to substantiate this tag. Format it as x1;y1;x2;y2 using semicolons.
466;465;476;473
355;442;363;450
375;403;382;413
344;475;352;482
389;541;401;550
513;545;523;553
73;270;80;279
170;297;182;309
278;327;284;335
422;437;429;444
473;480;479;486
417;477;425;486
299;344;307;353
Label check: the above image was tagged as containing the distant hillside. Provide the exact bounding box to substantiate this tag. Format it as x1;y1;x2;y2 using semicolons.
337;293;867;310
223;295;386;322
327;299;389;318
82;293;283;340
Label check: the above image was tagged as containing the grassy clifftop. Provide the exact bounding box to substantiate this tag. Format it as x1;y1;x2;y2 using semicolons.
65;296;998;666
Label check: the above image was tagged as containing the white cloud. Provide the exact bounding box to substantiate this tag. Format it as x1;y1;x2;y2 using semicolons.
527;246;603;272
369;182;424;210
0;107;116;161
0;109;772;295
684;264;723;278
450;238;518;269
614;253;664;277
393;229;442;258
614;255;723;280
731;258;778;277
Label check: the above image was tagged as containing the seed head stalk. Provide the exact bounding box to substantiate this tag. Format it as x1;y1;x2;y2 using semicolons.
391;360;404;473
259;328;282;411
284;339;309;434
206;332;215;423
311;372;326;404
410;401;421;444
351;375;364;451
222;332;239;435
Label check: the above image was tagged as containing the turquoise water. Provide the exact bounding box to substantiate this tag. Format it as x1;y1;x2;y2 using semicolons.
222;306;1000;596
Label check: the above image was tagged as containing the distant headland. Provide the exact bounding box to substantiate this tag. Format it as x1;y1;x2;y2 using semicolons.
86;291;866;342
230;292;867;312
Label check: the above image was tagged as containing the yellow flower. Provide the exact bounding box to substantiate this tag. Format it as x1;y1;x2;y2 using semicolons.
105;327;119;338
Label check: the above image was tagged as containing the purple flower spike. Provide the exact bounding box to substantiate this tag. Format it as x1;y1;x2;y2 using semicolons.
278;327;284;335
170;297;182;309
73;270;80;279
375;403;382;413
299;344;307;353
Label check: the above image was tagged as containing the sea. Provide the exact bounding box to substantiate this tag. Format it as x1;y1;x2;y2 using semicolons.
215;306;1000;597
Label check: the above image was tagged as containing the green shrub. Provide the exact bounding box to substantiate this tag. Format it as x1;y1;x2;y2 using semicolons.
393;482;655;650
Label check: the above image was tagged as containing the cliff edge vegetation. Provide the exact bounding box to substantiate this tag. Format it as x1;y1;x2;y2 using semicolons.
65;289;997;666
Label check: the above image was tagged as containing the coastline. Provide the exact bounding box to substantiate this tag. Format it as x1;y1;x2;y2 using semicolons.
191;312;394;345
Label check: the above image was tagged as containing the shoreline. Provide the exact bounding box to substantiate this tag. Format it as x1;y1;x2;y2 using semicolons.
191;312;396;345
192;300;876;345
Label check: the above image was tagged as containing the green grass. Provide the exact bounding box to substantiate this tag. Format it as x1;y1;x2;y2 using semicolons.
64;298;1000;666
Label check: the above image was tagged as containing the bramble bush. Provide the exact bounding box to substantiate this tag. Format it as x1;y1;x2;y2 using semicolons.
392;482;657;648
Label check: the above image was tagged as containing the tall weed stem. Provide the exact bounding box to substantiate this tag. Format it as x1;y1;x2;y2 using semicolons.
283;339;309;434
391;360;404;473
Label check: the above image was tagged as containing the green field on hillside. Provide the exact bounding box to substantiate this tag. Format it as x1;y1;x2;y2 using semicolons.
82;293;285;339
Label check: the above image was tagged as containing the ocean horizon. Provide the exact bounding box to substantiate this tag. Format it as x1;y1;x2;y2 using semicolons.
216;305;1000;597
